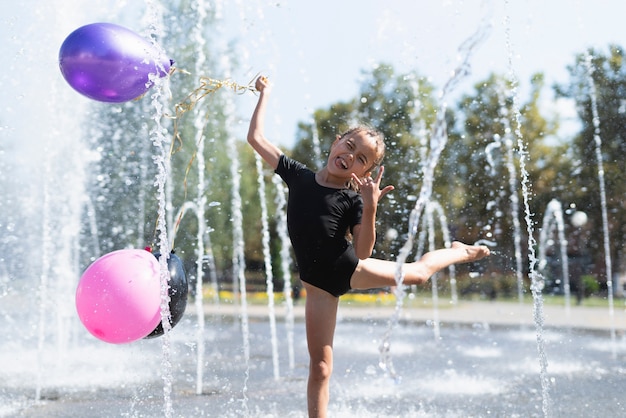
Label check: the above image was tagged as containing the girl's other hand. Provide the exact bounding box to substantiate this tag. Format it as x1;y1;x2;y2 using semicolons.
352;166;394;206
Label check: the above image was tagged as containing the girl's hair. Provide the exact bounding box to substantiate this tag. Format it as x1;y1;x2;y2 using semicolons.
339;125;386;191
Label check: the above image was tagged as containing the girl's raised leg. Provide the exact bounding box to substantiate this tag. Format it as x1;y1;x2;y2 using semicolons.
350;241;490;290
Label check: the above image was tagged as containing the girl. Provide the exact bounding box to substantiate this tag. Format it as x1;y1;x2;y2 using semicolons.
247;76;490;418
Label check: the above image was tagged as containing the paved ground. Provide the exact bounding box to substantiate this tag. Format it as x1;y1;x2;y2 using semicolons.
5;296;626;417
199;297;626;332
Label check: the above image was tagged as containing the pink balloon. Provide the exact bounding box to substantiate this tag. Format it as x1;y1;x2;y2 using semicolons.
76;249;162;344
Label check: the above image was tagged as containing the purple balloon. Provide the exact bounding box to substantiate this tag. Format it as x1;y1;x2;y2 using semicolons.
59;23;172;103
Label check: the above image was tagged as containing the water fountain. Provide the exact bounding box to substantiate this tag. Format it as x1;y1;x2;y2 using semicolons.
1;1;625;417
583;52;618;357
538;199;572;314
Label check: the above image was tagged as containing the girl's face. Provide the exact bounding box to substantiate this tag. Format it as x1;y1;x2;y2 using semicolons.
327;130;380;179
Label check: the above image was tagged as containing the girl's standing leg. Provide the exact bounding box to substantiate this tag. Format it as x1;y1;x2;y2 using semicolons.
303;282;339;418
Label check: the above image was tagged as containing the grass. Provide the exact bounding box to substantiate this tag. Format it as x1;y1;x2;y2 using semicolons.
201;288;623;309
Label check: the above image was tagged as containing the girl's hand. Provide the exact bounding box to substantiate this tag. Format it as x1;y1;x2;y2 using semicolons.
255;75;271;93
352;166;394;206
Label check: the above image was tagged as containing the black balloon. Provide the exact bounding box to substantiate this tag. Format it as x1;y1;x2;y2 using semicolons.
144;251;188;339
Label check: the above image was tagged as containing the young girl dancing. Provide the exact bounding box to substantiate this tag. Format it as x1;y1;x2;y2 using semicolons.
247;76;490;418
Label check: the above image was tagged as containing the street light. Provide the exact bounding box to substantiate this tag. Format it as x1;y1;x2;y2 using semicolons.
568;210;588;304
571;211;588;228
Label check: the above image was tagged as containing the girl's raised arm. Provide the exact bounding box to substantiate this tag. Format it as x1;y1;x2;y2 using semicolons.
247;76;282;170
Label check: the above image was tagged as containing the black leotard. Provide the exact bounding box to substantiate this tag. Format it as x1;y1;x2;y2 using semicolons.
275;155;362;297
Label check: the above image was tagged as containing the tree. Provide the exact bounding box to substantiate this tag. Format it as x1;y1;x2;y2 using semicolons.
449;72;559;269
555;44;626;287
83;95;155;258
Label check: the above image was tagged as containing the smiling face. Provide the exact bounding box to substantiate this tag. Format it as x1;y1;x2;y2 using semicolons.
327;129;383;180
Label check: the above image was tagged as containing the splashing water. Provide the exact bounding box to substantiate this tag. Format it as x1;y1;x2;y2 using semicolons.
144;0;175;415
378;9;492;380
190;0;209;396
430;201;458;305
414;200;457;341
273;175;296;371
504;4;551;416
35;147;52;403
311;118;324;170
255;153;281;380
495;80;526;306
424;202;442;341
584;53;616;357
33;3;90;402
538;199;571;316
222;58;251;414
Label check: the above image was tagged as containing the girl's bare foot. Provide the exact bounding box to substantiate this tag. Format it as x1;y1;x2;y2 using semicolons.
451;241;490;262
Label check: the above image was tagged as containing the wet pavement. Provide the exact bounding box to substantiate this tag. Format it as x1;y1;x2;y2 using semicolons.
2;298;626;417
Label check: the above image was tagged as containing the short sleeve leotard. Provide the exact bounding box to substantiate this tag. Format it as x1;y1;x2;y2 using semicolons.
274;154;363;297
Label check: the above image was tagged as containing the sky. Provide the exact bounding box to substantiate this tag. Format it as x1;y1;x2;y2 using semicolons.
2;0;626;152
215;0;626;147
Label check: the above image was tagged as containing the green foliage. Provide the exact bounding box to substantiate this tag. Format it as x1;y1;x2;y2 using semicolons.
84;97;155;256
410;272;522;300
446;72;559;262
455;273;522;300
555;45;626;283
582;275;600;297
